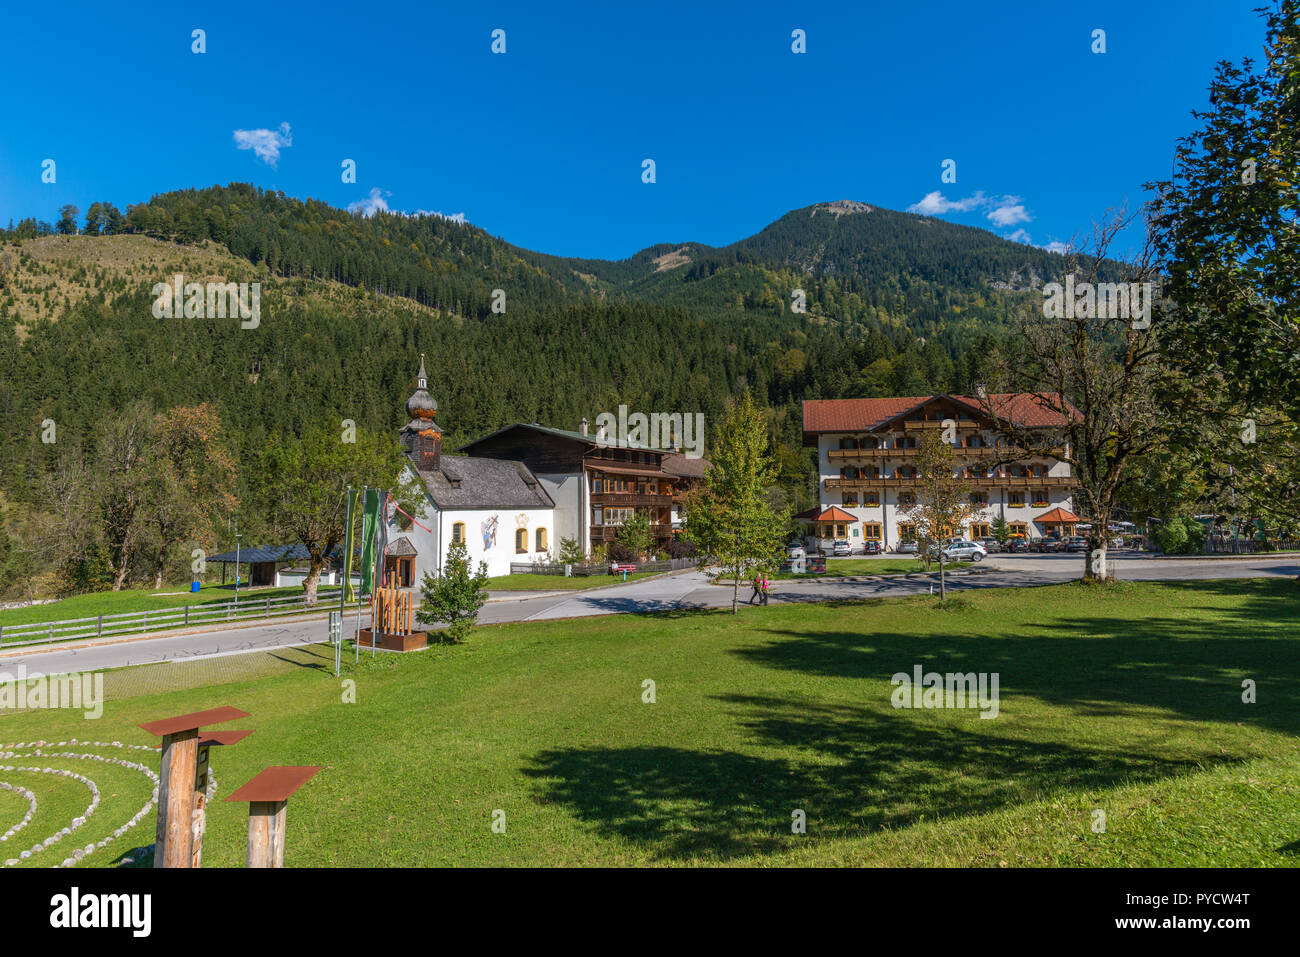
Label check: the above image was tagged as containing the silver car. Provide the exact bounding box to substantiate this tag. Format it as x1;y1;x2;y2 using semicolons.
896;541;919;555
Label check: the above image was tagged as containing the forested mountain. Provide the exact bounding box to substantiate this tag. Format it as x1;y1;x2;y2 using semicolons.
6;186;1091;345
0;186;1069;589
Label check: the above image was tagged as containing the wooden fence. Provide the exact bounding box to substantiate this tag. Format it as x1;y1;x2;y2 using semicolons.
0;588;363;650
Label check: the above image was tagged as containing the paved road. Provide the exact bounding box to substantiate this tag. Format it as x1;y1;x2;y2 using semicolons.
4;553;1295;676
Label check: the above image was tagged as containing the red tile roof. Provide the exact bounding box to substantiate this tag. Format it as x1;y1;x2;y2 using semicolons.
1035;507;1080;524
814;506;858;522
802;393;1078;434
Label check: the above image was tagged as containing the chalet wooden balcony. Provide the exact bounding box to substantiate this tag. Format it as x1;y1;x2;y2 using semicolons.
825;476;1075;490
591;492;677;508
590;523;676;541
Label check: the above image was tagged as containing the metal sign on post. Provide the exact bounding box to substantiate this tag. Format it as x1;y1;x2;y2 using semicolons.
329;610;342;676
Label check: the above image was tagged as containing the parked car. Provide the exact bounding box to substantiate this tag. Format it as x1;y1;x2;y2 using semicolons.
940;540;987;562
787;544;806;560
1005;537;1029;553
864;540;882;555
1065;536;1089;552
896;540;920;555
1032;537;1065;553
978;537;1002;553
832;540;852;557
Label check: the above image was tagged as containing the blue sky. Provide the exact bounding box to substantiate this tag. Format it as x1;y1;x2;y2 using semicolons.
0;0;1268;261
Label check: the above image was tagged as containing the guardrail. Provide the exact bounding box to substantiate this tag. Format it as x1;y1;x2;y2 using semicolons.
0;588;364;650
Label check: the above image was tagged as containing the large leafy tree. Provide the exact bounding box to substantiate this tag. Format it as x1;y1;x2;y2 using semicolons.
144;404;238;589
981;210;1165;581
1147;0;1299;419
252;425;417;603
683;390;789;613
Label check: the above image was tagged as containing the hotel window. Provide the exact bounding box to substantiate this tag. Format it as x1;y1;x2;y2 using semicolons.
1009;522;1029;537
898;523;917;542
971;523;991;539
1031;464;1048;477
1009;492;1025;507
536;528;548;552
863;492;879;507
835;523;846;538
863;523;882;540
843;492;858;506
839;437;859;449
1031;491;1049;508
515;529;528;553
862;436;879;449
900;492;916;508
897;436;918;449
592;507;603;526
898;466;918;479
451;522;465;544
970;492;988;507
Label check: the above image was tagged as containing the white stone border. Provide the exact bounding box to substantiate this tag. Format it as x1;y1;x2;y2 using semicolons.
0;739;169;868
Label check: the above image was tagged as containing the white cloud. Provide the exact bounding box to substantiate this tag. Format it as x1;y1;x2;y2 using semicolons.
987;197;1031;227
1042;241;1072;255
232;122;292;167
908;190;1033;228
1004;229;1033;244
907;190;987;216
349;187;391;217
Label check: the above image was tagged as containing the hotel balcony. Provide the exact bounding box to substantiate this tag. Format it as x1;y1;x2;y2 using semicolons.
827;446;1065;461
825;475;1075;490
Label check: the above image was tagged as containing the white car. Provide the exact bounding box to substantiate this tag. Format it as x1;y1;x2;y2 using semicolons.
940;540;987;562
896;541;920;555
787;544;806;560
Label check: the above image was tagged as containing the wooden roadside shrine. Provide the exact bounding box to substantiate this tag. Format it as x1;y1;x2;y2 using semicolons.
138;707;251;868
224;766;322;868
357;585;427;651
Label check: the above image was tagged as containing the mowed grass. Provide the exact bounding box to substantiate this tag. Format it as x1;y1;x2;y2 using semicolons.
774;558;961;578
3;578;1299;867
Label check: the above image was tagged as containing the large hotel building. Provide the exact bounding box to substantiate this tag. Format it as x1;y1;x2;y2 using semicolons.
801;393;1080;551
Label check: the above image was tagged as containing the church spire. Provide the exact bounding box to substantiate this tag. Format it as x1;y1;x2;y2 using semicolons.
402;355;441;471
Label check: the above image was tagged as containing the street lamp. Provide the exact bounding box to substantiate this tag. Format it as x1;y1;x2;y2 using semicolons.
234;532;243;609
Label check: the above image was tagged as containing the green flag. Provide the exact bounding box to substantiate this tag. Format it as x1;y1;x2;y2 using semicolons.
342;488;358;603
360;488;380;595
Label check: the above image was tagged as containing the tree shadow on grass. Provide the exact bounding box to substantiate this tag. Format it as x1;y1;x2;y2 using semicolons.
733;579;1300;735
523;698;1228;862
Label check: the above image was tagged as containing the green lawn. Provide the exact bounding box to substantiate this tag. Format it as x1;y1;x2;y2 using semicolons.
487;571;658;591
3;578;1298;867
775;558;961;578
0;584;339;628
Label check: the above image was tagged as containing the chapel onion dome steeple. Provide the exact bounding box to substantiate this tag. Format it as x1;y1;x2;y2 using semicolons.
405;354;440;433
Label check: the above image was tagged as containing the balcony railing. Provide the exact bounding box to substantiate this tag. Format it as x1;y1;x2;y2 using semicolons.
828;445;1065;461
825;476;1075;490
591;492;676;507
590;523;677;541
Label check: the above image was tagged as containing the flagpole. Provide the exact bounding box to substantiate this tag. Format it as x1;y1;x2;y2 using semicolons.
338;485;353;678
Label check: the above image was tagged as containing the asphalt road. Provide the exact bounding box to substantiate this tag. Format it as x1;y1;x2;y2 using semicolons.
3;552;1295;676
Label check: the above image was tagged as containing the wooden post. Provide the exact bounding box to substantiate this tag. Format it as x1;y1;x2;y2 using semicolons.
139;707;251;868
226;766;321;869
155;729;198;868
246;801;288;868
